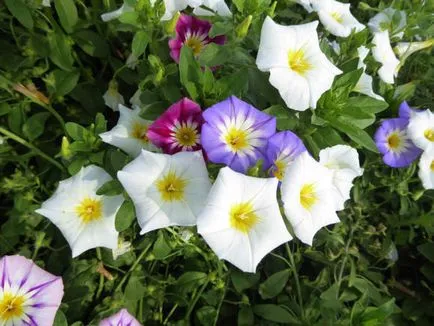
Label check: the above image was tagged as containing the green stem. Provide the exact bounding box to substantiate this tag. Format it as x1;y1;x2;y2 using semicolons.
42;103;65;129
336;227;355;297
285;243;304;319
96;248;104;299
213;281;227;326
114;242;153;292
163;304;178;325
0;127;65;171
185;280;209;321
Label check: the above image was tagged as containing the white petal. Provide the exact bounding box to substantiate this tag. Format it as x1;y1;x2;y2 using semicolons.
407;109;434;152
418;150;434;190
101;4;134;22
353;72;384;101
193;0;232;16
372;31;400;84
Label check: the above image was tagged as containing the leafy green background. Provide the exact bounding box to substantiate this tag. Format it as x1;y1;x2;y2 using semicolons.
0;0;433;325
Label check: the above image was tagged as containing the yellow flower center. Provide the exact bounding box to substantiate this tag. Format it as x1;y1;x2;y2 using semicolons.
224;127;249;152
288;48;311;76
131;123;149;143
185;37;204;56
430;160;434;172
156;171;187;202
229;202;259;233
273;160;287;181
0;293;25;320
331;12;343;23
175;125;198;147
300;183;317;210
424;129;434;142
75;197;102;223
387;132;401;149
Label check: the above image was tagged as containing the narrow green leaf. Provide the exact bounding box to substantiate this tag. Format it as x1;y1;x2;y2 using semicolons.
5;0;33;29
132;31;149;57
259;269;290;299
54;0;78;33
253;304;299;324
418;242;434;263
115;200;136;232
231;270;260;293
176;271;208;293
345;97;389;114
329;118;378;153
23;112;50;141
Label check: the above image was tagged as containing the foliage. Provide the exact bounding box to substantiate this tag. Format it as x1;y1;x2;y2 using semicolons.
0;0;433;325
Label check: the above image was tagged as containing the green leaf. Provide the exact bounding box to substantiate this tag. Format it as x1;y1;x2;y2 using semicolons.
65;122;89;141
320;283;342;311
115;200;135;232
253;304;299;324
329;118;378;153
132;31;149;57
96;179;123;196
361;299;398;324
209;21;233;37
23;112;51;141
198;44;230;67
259;269;290;299
263;105;298;130
5;0;33;29
393;81;417;104
74;31;109;58
48;32;75;71
176;271;208;294
54;0;78;33
152;231;172;260
125;276;146;301
51;70;80;97
179;46;201;99
94;113;107;135
231;270;260;293
345;97;389;114
418;242;434;263
53;310;68;326
238;307;254;326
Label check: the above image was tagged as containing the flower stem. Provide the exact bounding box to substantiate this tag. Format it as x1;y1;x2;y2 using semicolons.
114;242;153;292
0;127;65;171
96;248;104;299
336;227;355;297
185;280;209;321
163;304;178;325
285;243;304;320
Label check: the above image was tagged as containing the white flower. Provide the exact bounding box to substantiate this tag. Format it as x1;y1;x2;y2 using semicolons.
368;7;406;39
101;3;134;22
353;46;384;101
118;150;211;234
281;152;340;245
112;239;132;260
407;109;434;152
103;81;125;111
319;145;363;210
294;0;313;12
160;0;231;21
99;104;158;157
310;0;365;37
42;0;51;7
197;167;292;273
36;165;124;257
256;17;342;111
329;39;341;55
372;31;400;84
126;53;139;70
394;39;434;70
130;88;142;109
418;150;434;190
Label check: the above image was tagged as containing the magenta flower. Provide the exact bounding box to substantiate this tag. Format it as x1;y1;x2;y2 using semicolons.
147;98;204;154
201;96;276;173
374;118;422;167
264;131;306;180
0;255;64;325
168;14;226;63
100;309;141;326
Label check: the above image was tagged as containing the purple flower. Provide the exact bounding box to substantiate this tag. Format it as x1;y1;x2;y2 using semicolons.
100;308;141;326
0;255;64;325
374;118;422;167
147;98;204;154
398;101;422;120
264;131;307;180
201;96;276;173
168;15;226;63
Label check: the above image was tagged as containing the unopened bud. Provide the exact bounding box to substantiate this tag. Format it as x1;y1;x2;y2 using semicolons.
236;15;252;39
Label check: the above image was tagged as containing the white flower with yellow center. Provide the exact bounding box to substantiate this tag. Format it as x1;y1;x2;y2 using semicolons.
36;165;124;257
118;150;211;234
407;109;434;152
418;150;434;190
372;31;400;84
319;145;363;210
281;152;340;245
99;104;158;158
103;80;125;111
197;167;292;273
256;17;342;111
353;46;384;101
310;0;365;37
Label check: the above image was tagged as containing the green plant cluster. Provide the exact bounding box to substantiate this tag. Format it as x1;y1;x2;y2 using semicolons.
0;0;433;325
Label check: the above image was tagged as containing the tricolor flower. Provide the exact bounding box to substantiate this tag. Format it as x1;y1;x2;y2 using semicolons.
368;7;407;39
118;150;211;234
36;165;124;257
372;31;400;84
310;0;365;38
0;255;64;325
264;131;306;180
197;167;292;273
147;98;204;154
103;80;125;111
99;105;157;158
100;308;141;326
374;118;422;168
256;17;342;111
353;46;384;101
101;2;134;22
161;0;231;21
418;150;434;190
201;96;276;173
319;145;363;210
168;15;226;63
281;152;340;245
408;109;434;152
